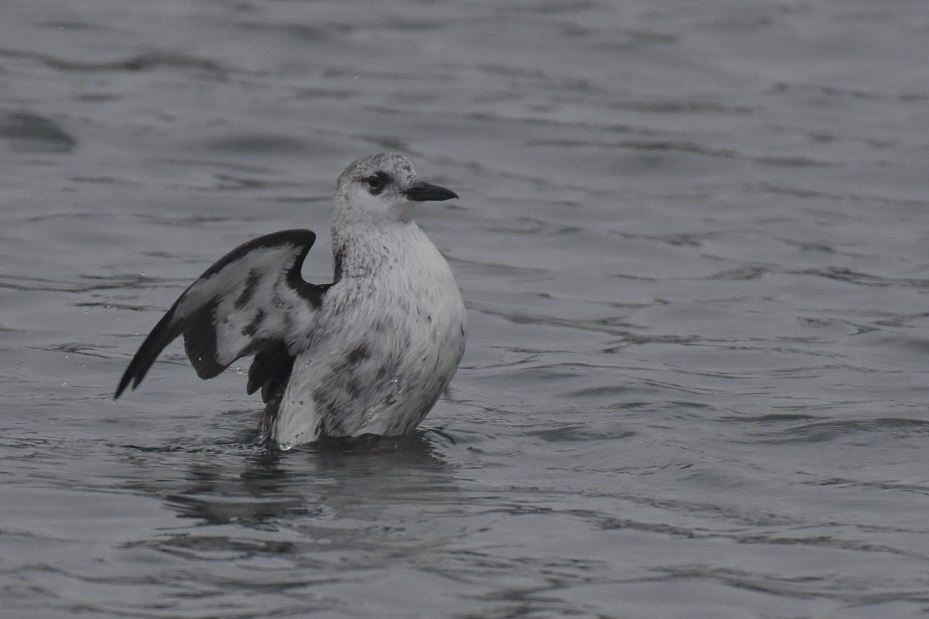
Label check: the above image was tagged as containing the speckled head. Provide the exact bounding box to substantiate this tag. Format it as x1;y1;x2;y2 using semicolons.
334;153;458;224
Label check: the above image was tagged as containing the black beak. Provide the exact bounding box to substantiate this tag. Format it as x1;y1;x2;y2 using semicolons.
403;181;459;202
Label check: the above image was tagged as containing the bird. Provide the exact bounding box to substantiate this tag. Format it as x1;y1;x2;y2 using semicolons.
114;153;467;450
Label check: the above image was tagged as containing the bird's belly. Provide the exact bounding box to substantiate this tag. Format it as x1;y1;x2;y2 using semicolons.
272;278;465;447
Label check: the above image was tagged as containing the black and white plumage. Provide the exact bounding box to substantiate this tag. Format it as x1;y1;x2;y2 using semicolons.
115;153;467;449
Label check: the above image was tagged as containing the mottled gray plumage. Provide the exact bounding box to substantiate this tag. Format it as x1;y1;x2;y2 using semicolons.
115;153;466;449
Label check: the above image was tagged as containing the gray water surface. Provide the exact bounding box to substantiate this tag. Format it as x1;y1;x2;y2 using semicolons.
3;1;929;617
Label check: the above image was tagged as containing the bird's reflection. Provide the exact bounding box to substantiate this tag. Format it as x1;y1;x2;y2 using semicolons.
147;430;459;529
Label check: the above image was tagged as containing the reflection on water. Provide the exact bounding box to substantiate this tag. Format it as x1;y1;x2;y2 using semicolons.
109;434;470;615
147;434;457;528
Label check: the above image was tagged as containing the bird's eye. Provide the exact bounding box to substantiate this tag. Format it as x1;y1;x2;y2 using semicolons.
364;172;389;195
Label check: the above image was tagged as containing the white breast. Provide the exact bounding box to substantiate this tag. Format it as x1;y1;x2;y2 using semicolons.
272;222;466;447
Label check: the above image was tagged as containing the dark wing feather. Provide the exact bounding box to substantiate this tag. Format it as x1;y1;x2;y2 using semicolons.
114;229;327;399
251;342;298;445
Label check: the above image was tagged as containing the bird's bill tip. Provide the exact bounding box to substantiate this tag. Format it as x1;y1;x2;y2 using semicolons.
403;182;458;202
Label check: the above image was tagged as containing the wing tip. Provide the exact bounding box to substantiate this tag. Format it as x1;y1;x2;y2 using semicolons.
113;356;148;399
113;309;182;401
113;372;136;400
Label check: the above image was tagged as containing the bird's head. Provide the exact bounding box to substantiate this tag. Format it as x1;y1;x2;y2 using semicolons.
334;153;458;225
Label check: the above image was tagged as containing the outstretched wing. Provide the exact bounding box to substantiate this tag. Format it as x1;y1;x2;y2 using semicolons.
114;229;329;400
